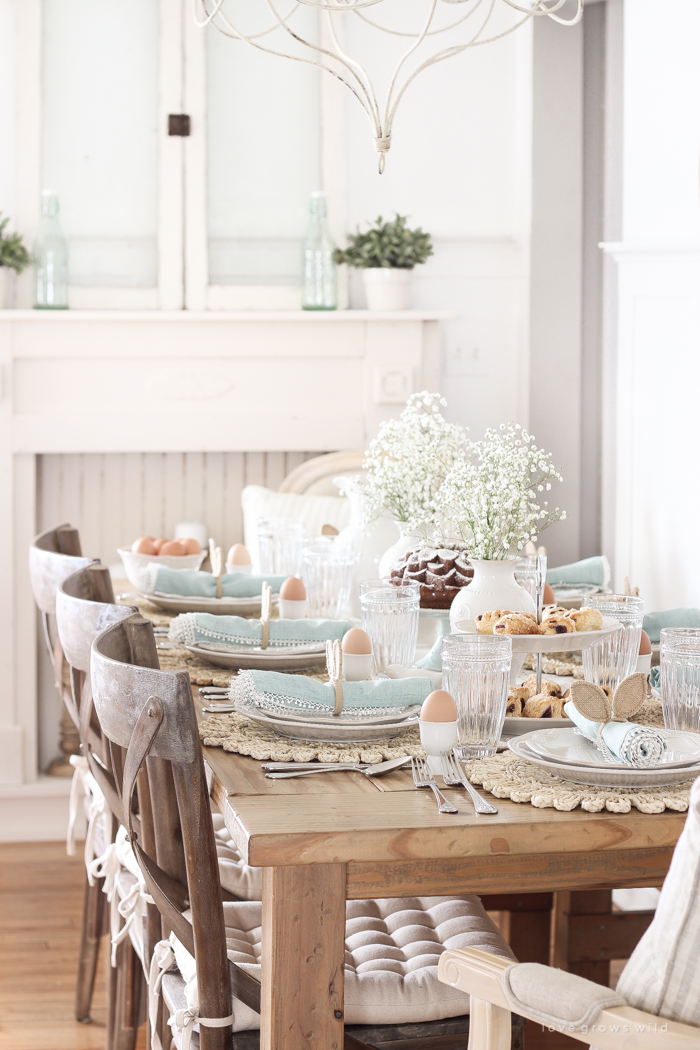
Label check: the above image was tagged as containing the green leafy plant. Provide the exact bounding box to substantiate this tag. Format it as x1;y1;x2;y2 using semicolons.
0;214;31;273
335;214;433;270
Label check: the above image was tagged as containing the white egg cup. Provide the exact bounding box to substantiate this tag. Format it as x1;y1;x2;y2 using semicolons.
636;652;652;675
419;720;459;775
278;598;308;620
225;562;252;575
342;652;373;682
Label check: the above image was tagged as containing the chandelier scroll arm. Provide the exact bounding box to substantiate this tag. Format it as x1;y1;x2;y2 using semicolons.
383;0;440;123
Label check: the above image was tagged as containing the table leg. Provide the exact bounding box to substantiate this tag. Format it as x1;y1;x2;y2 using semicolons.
261;863;346;1050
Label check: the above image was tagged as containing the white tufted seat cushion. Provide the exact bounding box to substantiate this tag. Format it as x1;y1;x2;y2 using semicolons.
212;813;262;901
161;893;514;1044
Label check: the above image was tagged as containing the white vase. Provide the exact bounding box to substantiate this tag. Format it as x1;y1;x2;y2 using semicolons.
0;268;9;309
377;523;421;580
362;268;412;311
334;476;399;618
449;559;535;632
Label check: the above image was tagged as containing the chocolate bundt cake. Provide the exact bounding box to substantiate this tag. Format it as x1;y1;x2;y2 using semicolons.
389;544;473;609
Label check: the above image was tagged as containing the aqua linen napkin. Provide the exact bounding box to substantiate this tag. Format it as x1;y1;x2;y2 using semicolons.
139;565;287;599
231;668;432;717
643;608;700;645
546;556;610;589
169;612;350;650
563;700;666;767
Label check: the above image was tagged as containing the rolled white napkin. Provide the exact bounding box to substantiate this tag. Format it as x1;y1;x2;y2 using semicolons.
564;700;667;767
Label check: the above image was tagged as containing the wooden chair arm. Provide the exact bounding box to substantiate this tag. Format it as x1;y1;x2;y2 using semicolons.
438;947;700;1050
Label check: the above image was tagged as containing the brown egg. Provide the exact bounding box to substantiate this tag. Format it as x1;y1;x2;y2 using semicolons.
153;538;168;553
132;536;157;555
181;537;202;555
639;629;652;655
420;690;458;723
543;582;555;605
159;539;187;556
279;576;307;601
341;628;372;655
227;543;251;566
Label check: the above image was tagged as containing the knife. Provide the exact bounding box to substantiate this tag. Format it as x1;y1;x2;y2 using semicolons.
264;755;412;779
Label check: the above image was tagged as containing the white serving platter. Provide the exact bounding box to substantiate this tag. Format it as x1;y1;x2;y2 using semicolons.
139;592;278;616
453;615;622;655
508;733;700;788
526;727;700;770
240;706;419;743
185;643;326;671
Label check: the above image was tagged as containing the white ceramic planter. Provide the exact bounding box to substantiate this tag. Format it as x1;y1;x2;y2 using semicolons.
362;268;412;311
0;268;10;309
449;558;535;631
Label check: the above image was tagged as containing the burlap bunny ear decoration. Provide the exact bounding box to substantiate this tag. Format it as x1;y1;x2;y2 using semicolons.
569;672;647;723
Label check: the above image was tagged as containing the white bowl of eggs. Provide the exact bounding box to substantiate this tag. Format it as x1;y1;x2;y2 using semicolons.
118;536;206;589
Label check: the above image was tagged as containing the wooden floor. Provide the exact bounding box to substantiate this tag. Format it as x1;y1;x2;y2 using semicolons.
0;842;619;1050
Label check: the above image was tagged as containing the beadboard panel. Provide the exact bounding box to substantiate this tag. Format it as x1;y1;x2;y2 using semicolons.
36;450;317;571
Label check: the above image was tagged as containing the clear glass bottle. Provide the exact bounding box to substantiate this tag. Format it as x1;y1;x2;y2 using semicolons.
301;190;337;310
33;190;69;309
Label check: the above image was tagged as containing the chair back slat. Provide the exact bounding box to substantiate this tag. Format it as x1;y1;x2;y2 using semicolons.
91;615;248;1045
57;565;134;672
29;524;92;616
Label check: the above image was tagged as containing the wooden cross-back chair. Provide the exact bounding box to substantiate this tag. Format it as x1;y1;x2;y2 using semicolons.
56;564;141;1037
29;524;93;732
91;615;528;1050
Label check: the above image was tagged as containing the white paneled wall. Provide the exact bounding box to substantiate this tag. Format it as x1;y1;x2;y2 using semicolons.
36;451;317;571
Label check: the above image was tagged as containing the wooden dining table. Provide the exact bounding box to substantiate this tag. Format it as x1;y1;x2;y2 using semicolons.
201;723;686;1050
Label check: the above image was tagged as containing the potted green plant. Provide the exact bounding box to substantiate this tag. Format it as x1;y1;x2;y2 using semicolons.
335;214;433;311
0;214;30;308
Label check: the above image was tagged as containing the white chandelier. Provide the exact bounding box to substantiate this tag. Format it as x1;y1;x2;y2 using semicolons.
194;0;582;172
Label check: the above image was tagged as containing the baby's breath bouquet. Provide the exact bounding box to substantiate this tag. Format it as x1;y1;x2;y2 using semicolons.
362;392;467;528
435;423;565;559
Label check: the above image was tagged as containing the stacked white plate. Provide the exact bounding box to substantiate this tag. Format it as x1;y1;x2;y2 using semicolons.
509;727;700;788
140;592;278;616
243;703;420;743
185;640;327;671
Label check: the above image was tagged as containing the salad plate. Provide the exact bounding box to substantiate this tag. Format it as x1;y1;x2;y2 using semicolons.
185;643;326;671
140;592;278;616
526;727;700;770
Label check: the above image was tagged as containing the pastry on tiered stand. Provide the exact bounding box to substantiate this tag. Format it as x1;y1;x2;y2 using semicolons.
389;544;473;609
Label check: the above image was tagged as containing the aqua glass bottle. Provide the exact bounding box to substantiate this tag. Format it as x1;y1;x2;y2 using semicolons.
33;190;69;309
301;191;337;310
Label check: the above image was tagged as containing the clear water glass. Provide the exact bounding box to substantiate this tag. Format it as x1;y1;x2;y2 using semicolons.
257;517;305;576
303;538;356;619
581;595;644;692
360;580;420;677
442;634;512;760
660;629;700;731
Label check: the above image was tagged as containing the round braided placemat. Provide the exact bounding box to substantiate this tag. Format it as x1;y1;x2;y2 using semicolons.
466;750;693;814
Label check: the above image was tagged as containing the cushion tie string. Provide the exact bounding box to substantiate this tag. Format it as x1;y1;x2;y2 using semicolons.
148;939;177;1050
67;755;107;874
168;1007;234;1050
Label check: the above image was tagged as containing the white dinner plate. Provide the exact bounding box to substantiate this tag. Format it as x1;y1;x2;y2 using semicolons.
501;716;573;737
526;727;700;770
508;733;700;788
140;591;278;616
452;615;622;654
185;643;327;671
259;704;422;727
239;706;419;743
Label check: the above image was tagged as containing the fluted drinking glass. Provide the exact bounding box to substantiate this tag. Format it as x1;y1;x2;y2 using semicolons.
360;580;419;677
660;628;700;731
257;517;305;576
442;634;512;759
303;538;356;619
581;595;644;692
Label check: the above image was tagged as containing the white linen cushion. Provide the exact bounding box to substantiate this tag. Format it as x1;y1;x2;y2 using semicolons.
241;485;350;571
501;963;624;1030
615;775;700;1027
212;812;262;901
168;894;514;1037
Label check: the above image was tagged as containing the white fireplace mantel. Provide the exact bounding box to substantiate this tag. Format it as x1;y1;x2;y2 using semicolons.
0;309;449;833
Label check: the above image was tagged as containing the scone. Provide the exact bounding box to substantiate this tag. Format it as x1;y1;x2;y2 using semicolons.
493;613;542;636
539;615;575;635
475;609;512;634
523;694;566;718
506;693;524;717
570;607;604;632
523;675;563;699
542;605;571;621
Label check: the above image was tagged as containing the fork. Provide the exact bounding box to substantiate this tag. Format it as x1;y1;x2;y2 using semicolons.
411;757;458;814
441;752;498;814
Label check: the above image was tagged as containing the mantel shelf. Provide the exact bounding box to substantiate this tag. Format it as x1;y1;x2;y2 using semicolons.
0;309;457;323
